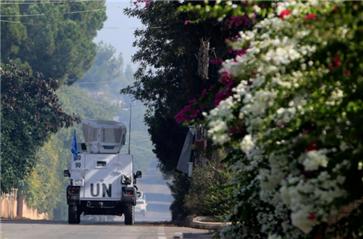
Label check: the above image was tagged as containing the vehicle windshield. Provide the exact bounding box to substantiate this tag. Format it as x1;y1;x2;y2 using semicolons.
102;128;122;143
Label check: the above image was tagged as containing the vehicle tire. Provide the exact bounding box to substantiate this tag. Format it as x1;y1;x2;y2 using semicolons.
68;205;80;224
124;204;135;225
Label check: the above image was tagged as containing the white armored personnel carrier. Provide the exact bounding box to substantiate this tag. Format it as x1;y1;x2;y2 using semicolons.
64;119;142;225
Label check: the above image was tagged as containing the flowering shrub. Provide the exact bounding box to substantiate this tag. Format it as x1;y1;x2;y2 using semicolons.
175;99;199;124
206;1;363;238
175;71;237;124
175;1;263;125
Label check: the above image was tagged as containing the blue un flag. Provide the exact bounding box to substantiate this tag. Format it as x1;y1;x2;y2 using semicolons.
71;130;78;160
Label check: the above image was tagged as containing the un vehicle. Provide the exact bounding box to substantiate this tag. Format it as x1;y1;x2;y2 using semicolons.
64;119;142;225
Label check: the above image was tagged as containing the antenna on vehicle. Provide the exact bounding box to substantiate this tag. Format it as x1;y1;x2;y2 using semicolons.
128;101;132;155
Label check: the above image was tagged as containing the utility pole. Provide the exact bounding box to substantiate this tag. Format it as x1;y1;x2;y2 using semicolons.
128;102;132;155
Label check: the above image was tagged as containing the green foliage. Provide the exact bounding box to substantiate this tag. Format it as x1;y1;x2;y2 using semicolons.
0;63;76;192
178;0;271;24
1;0;107;194
123;0;192;176
57;85;119;120
169;173;191;222
122;0;235;175
184;158;232;218
24;136;62;216
123;0;257;221
1;0;107;83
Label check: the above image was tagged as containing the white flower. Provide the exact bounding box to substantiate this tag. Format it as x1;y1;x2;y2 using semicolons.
309;0;319;6
303;150;328;171
339;141;348;151
359;161;363;170
268;234;282;239
240;135;255;155
253;5;261;14
326;88;344;106
291;208;317;234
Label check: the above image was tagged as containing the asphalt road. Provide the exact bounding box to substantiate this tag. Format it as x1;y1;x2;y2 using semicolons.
0;221;211;239
135;159;173;222
0;160;212;239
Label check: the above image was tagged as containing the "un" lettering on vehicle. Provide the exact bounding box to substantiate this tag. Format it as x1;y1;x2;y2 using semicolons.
90;183;112;197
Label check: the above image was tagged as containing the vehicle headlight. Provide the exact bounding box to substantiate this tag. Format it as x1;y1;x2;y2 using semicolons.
73;179;84;186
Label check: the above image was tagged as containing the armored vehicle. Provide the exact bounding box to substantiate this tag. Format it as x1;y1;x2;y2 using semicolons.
64;119;142;225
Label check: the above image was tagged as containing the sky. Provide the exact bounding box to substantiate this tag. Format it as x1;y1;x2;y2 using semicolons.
94;0;143;68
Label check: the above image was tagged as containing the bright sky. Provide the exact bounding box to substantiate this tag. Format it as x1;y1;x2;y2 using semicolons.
94;0;143;68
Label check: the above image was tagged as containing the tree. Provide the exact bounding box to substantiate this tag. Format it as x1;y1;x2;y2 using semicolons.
122;0;256;220
78;42;124;90
0;63;76;192
0;0;107;193
122;0;237;174
1;0;107;83
124;64;134;84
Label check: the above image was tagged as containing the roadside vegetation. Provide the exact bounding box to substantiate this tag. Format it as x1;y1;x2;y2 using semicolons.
125;1;363;238
1;0;106;193
1;0;154;219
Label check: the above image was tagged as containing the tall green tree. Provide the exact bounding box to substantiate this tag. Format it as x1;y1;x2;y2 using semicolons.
122;1;247;220
123;1;218;175
0;0;106;192
1;0;106;83
0;63;76;192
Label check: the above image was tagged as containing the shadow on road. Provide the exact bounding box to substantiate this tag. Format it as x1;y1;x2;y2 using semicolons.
0;219;173;226
147;203;171;212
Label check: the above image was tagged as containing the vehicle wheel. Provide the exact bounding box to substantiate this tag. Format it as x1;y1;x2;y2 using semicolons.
124;204;135;225
68;205;80;224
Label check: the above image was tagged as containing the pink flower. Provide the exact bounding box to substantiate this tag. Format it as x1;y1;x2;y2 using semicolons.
332;54;341;68
305;142;318;152
329;54;341;70
234;49;247;57
201;88;209;98
343;69;351;77
210;58;223;65
188;99;197;104
175;98;202;124
308;212;316;221
214;84;234;107
219;71;234;87
279;9;291;19
226;15;251;29
214;90;228;106
304;13;317;20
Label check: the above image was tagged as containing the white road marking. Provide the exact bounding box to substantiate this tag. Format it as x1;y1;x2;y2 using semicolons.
173;232;183;239
157;226;167;239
